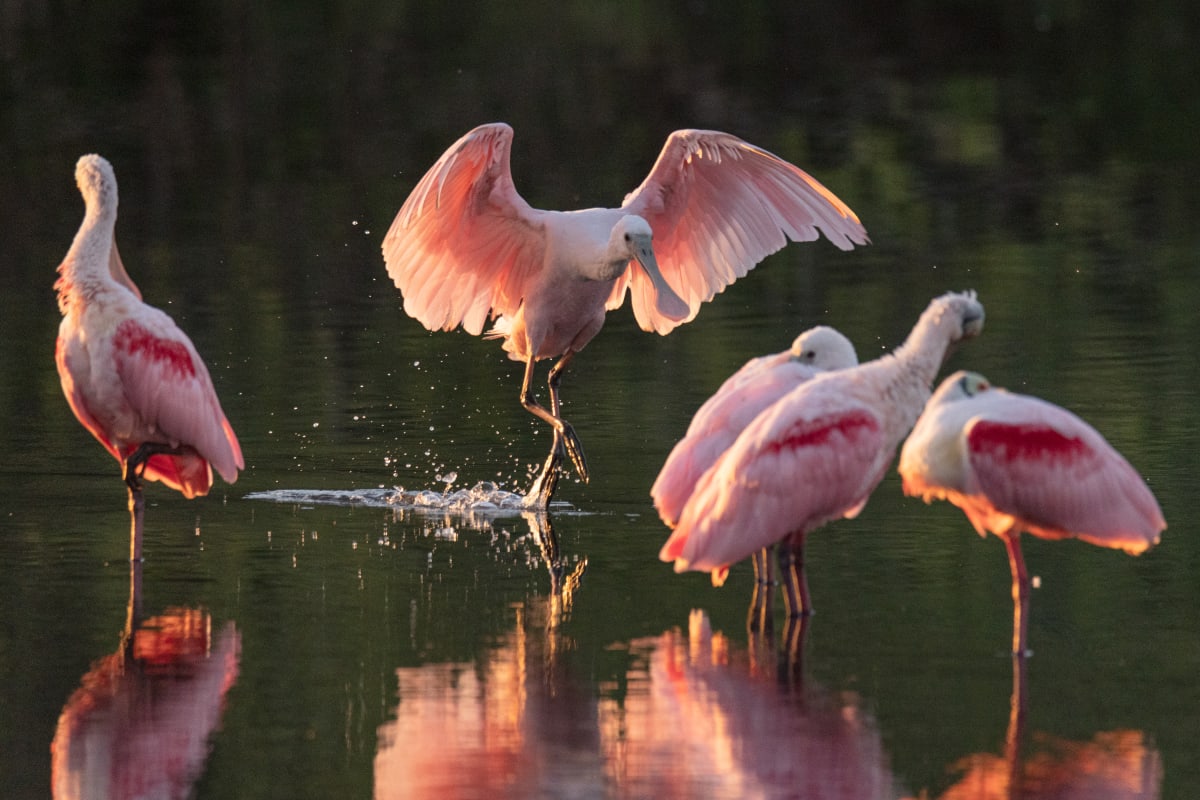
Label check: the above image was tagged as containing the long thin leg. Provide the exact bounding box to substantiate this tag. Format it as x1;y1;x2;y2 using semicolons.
122;442;185;562
521;356;563;507
123;444;158;563
545;352;588;482
519;354;589;507
118;559;145;662
778;532;812;618
128;486;145;562
1003;531;1031;657
1004;651;1029;790
780;612;811;685
747;547;775;634
527;511;565;594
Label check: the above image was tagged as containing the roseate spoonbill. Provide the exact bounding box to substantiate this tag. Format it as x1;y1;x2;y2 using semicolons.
55;154;244;560
898;371;1165;655
660;291;984;617
382;123;869;506
650;325;857;629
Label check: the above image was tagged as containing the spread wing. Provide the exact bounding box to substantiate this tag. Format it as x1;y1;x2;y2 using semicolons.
382;123;548;336
611;130;868;334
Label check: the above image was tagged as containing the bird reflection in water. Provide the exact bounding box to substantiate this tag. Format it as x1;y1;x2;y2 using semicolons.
909;657;1162;800
374;568;601;798
375;601;903;799
602;609;901;799
50;564;240;800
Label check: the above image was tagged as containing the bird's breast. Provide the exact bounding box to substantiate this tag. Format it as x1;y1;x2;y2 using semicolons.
519;276;614;359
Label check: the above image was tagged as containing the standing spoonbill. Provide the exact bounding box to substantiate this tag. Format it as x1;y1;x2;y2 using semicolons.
898;371;1165;655
382;123;869;506
55;154;244;561
650;325;857;629
660;291;984;618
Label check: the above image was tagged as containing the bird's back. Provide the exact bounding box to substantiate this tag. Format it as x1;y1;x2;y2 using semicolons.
962;392;1164;552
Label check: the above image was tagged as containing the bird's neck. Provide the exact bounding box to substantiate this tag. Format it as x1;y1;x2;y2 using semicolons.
55;207;118;315
867;311;963;438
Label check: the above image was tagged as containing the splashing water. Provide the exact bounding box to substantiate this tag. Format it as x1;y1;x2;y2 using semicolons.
244;481;579;516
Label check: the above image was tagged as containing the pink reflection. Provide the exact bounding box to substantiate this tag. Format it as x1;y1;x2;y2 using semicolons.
50;566;240;800
910;659;1162;800
600;610;902;799
374;597;603;799
376;605;905;799
933;730;1161;800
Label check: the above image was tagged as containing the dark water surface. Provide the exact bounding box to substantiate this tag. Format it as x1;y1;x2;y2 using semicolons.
2;3;1198;798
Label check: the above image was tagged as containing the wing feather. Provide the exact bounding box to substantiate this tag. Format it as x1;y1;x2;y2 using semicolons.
964;397;1164;553
652;354;811;526
383;123;548;336
113;315;243;495
662;393;886;574
619;130;868;334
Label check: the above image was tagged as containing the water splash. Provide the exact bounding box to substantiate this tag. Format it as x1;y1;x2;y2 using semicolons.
244;481;579;516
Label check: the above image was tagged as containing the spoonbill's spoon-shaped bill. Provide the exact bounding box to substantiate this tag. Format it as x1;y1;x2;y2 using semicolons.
382;122;869;506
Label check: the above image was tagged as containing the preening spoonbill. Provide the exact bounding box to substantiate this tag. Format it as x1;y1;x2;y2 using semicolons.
55;154;244;560
660;291;984;617
898;371;1165;655
382;123;869;506
650;325;857;628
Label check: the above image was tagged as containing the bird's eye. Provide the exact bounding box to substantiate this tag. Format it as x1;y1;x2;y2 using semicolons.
623;233;631;242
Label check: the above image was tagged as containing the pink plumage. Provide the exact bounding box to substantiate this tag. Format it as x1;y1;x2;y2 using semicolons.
899;371;1164;554
898;370;1164;653
382;123;869;506
55;155;243;502
651;325;858;527
661;291;985;593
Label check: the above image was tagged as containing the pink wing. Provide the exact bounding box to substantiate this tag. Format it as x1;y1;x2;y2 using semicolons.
113;313;243;497
610;130;868;334
382;123;548;336
651;354;816;526
662;392;886;575
57;335;125;464
689;350;795;424
964;394;1165;554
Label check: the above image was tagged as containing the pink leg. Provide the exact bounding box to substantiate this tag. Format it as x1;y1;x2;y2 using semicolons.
127;486;145;563
1004;652;1029;789
778;532;812;618
1003;531;1030;656
520;353;588;507
747;548;774;634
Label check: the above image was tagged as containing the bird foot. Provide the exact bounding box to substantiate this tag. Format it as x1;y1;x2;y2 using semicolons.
560;422;589;483
524;450;562;509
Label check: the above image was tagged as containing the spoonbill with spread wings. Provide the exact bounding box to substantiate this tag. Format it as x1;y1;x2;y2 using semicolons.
382;123;868;506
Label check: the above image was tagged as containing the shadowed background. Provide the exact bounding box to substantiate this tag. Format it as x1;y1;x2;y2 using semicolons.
1;1;1197;798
